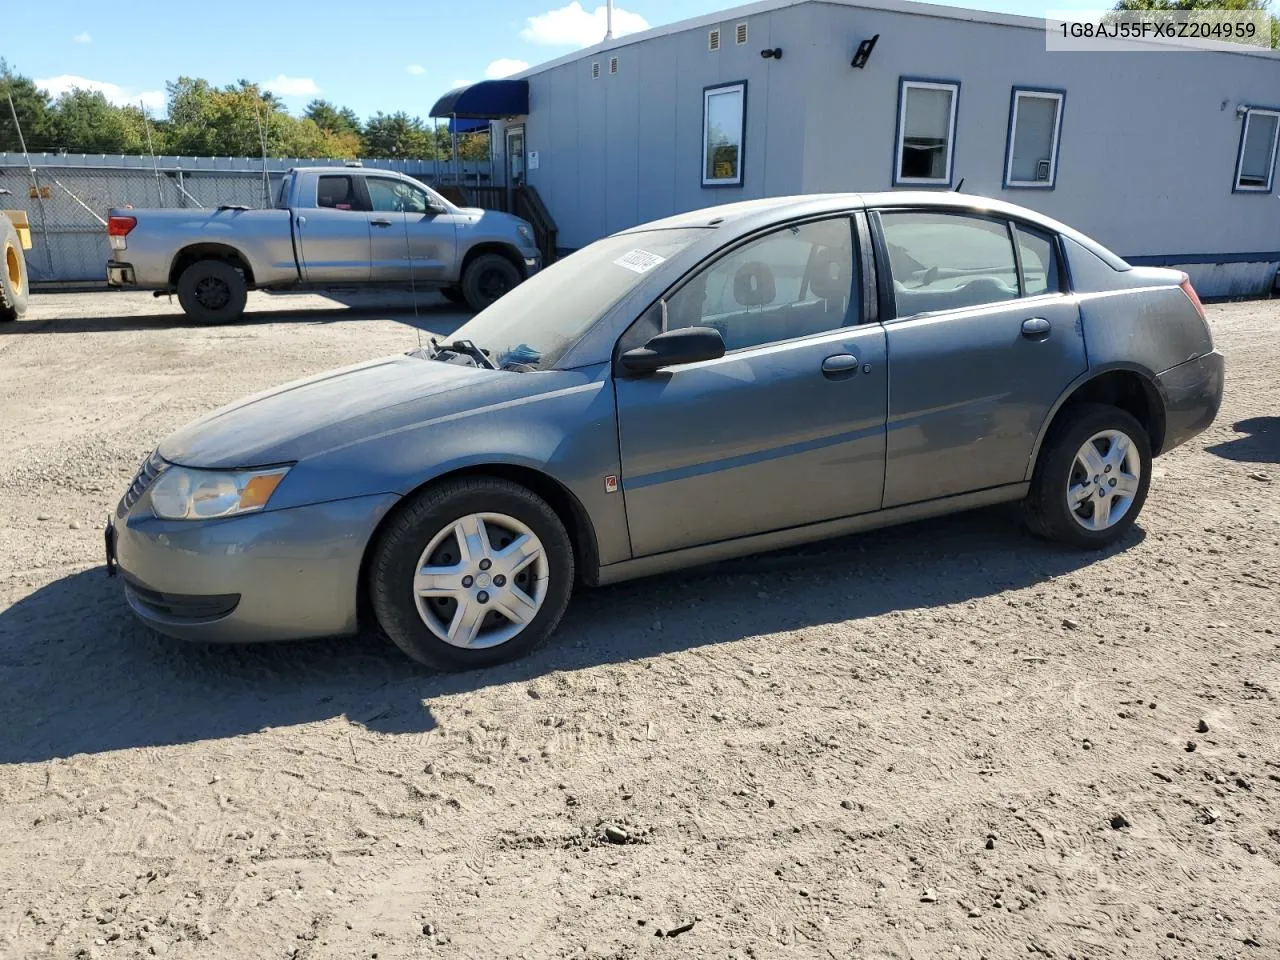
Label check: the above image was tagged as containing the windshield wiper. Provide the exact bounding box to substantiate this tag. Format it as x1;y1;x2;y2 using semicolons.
428;337;496;370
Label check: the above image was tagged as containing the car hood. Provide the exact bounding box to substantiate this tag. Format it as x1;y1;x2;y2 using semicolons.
157;354;517;469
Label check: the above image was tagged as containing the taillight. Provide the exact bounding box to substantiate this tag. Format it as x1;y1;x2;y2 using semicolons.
107;215;136;237
1179;274;1206;322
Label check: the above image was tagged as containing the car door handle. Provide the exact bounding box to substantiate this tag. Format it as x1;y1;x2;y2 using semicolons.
370;218;394;227
296;215;306;227
821;354;861;377
1021;317;1051;338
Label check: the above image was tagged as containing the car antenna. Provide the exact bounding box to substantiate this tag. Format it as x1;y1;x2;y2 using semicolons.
953;177;965;192
400;180;424;352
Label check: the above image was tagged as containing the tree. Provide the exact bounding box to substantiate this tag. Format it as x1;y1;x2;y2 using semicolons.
305;99;361;137
49;89;145;153
361;111;434;158
1111;0;1279;45
0;59;55;153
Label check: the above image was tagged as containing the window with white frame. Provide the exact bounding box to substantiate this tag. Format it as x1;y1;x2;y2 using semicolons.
895;79;959;186
1005;88;1064;188
1235;107;1280;192
703;81;746;187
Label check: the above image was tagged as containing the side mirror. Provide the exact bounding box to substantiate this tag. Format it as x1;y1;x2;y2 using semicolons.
620;326;725;374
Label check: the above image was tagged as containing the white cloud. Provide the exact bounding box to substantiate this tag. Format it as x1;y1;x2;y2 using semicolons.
72;31;91;43
35;75;165;111
261;74;320;97
406;64;426;75
521;1;649;47
451;79;469;89
484;58;530;79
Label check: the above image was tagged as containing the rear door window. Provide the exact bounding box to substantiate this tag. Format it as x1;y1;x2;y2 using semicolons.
1014;224;1061;297
315;175;366;211
879;211;1019;318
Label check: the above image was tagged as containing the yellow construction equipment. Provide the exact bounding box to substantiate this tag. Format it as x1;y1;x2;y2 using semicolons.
1;199;31;322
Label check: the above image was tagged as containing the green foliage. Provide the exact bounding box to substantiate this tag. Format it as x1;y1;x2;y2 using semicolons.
0;61;489;160
1111;0;1279;45
0;59;56;152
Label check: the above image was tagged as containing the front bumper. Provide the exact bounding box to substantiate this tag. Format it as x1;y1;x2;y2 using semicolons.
109;492;400;643
1155;349;1225;454
106;260;136;287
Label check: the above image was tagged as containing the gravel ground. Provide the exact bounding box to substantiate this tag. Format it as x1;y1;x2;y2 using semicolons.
1;289;1277;960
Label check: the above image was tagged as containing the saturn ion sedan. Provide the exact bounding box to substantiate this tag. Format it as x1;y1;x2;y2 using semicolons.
107;193;1224;670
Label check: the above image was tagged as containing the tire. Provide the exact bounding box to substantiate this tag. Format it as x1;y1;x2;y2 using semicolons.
440;284;467;306
460;253;522;313
176;259;249;323
1023;402;1152;549
369;477;575;671
0;218;30;322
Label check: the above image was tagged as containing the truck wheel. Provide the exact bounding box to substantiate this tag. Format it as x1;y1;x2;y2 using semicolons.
440;284;467;306
0;218;29;322
176;259;248;323
460;253;521;313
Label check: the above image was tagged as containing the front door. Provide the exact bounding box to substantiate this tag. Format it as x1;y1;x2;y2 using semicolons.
363;176;459;283
297;173;371;282
615;216;888;558
506;126;525;194
874;209;1088;507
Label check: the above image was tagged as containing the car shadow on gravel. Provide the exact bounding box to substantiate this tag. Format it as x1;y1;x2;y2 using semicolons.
1205;417;1280;464
0;505;1143;764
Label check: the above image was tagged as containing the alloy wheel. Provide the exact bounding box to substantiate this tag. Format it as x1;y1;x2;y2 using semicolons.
1066;429;1142;532
412;512;549;649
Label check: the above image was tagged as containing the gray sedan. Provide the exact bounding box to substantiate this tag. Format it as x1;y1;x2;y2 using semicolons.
107;193;1225;670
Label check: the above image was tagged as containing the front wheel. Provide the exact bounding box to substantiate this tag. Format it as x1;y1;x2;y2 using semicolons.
176;259;248;324
440;284;467;306
369;478;574;670
0;217;29;322
460;253;522;313
1023;402;1152;549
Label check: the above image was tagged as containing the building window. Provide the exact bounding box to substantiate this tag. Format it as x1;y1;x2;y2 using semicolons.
609;56;619;74
1005;88;1064;189
894;79;959;187
735;22;748;44
703;81;746;187
1235;107;1280;193
708;28;721;51
591;61;600;79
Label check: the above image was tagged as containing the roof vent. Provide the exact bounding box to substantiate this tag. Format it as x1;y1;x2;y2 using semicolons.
609;55;619;74
708;28;721;51
735;22;748;45
591;61;601;79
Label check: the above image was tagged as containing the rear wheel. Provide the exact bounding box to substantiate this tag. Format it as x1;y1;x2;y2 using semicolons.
460;253;521;313
0;218;29;322
440;284;467;306
1023;402;1152;549
369;477;574;671
176;259;248;323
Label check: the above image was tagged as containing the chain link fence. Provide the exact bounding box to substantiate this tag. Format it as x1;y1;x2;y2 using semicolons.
1;154;494;283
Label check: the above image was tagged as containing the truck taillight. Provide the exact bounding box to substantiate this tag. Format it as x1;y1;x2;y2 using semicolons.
107;215;136;237
1179;274;1206;322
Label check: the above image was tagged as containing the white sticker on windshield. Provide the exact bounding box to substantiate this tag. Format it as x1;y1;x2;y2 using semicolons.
613;249;666;274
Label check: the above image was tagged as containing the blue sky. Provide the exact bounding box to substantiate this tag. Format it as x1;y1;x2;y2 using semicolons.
9;0;1098;121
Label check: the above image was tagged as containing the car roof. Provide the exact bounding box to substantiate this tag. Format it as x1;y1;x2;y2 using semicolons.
618;191;1129;270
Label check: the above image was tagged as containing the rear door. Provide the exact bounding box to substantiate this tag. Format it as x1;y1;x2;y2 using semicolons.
614;215;888;557
296;174;372;282
873;208;1086;507
364;176;458;283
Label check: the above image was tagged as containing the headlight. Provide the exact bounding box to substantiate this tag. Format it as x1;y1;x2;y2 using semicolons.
148;465;291;520
516;223;534;244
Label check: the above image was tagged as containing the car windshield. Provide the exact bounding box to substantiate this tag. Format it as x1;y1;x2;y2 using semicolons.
448;228;709;369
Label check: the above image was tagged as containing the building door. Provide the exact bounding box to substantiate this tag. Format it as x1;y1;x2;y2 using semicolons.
505;125;526;201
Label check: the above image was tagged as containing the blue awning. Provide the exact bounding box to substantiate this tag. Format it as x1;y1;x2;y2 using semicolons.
430;79;528;120
448;117;491;135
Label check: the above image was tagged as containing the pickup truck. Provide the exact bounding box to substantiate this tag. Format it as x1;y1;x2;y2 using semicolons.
106;166;542;322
